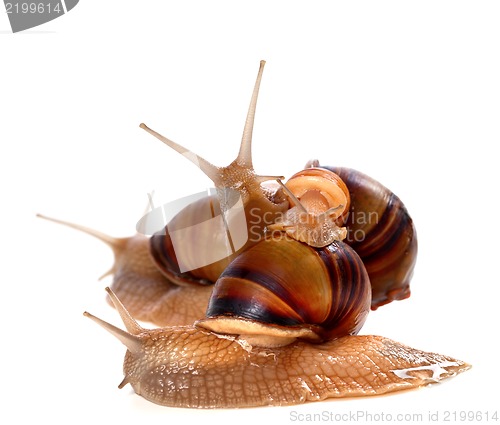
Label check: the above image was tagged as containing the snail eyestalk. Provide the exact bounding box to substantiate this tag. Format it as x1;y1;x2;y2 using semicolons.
322;204;345;219
83;287;144;353
36;213;119;248
139;123;221;185
237;60;265;168
83;311;142;354
276;179;308;214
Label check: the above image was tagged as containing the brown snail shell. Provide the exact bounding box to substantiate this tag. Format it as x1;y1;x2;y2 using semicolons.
197;236;371;347
148;194;229;286
307;162;418;309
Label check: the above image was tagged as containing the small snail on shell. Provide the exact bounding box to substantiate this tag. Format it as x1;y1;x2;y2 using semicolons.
40;61;469;409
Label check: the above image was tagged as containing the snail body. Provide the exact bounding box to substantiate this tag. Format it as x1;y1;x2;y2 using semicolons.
84;288;470;408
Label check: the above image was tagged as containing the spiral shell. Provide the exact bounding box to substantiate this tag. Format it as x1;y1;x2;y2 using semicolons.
197;236;371;347
149;195;230;286
311;164;418;309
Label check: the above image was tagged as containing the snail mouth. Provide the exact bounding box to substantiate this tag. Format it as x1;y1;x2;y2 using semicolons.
260;181;289;217
260;180;288;207
195;316;320;348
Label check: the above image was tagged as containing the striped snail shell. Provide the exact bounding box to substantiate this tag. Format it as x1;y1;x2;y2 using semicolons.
196;235;371;347
141;60;289;287
307;161;418;309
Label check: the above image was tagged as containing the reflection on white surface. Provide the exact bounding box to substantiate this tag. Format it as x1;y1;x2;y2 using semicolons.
391;361;461;381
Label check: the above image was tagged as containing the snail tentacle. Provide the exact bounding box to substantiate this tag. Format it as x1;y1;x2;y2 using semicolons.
140;61;280;202
83;311;142;354
139;123;221;184
36;213;121;251
237;59;266;168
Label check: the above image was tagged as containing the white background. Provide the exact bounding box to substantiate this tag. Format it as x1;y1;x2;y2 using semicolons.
1;1;499;424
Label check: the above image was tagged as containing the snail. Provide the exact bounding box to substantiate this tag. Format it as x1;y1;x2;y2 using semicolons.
40;61;470;408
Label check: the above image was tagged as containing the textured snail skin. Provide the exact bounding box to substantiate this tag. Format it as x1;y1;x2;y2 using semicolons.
108;234;213;325
84;288;470;409
312;165;418;310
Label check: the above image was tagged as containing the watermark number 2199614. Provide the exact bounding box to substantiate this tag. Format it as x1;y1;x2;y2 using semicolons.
3;0;79;32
